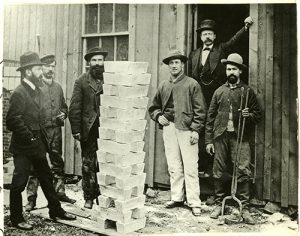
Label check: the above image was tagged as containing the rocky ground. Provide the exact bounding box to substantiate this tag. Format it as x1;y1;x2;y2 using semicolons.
3;182;299;235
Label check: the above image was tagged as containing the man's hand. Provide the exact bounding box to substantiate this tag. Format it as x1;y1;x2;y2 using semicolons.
241;107;250;117
244;16;253;30
190;131;199;145
206;143;215;156
158;115;170;126
73;133;81;141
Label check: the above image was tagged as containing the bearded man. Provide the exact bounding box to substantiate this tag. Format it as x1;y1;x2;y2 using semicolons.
25;54;75;212
69;47;107;209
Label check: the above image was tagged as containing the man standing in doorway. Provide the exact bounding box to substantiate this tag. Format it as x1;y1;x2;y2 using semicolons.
69;47;107;209
188;16;254;187
149;50;206;216
205;53;262;224
25;54;76;212
7;51;76;230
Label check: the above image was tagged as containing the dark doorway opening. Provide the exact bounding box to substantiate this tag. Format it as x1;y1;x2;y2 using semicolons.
195;4;250;83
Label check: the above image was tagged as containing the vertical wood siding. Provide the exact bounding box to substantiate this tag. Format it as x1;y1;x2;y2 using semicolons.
3;4;83;175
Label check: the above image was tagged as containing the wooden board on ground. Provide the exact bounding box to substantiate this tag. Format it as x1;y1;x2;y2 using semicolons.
30;203;139;236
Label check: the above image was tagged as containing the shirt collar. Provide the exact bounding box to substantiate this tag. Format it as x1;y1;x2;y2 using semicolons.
23;78;36;90
169;71;184;83
202;44;213;51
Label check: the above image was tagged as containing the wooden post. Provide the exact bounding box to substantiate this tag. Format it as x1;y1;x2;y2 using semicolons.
128;4;136;61
146;5;160;187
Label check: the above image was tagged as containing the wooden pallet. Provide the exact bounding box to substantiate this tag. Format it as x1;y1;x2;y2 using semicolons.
30;202;139;236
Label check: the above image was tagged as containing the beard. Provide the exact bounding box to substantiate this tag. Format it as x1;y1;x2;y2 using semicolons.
90;65;104;80
227;75;238;84
30;73;44;87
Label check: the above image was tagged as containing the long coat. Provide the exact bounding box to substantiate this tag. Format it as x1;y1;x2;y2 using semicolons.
188;27;247;105
69;71;103;142
6;80;46;156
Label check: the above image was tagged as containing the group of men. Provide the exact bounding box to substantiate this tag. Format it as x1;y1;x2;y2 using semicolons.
7;47;108;230
148;16;262;224
7;15;262;231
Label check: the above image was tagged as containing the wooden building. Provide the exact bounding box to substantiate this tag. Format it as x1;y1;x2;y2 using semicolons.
2;4;297;207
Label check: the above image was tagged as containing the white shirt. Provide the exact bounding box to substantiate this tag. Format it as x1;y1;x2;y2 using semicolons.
23;78;36;90
201;44;213;66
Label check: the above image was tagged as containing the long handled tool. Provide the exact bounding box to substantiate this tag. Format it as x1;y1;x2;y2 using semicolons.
221;87;250;223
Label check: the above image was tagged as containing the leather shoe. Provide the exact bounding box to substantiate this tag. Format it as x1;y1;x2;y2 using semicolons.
165;200;184;209
84;200;93;209
192;207;201;216
25;201;36;212
13;221;33;230
59;195;76;204
50;211;76;221
242;209;256;225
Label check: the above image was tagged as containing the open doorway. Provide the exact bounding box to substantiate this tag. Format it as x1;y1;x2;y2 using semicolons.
194;4;250;83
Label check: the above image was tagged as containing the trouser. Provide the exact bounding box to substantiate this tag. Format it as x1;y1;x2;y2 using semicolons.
213;131;252;208
198;133;213;175
10;150;63;225
81;122;100;201
26;127;65;201
162;122;201;208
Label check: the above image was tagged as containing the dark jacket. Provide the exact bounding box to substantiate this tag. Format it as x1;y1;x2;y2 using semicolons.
188;27;247;104
6;80;46;155
69;71;103;142
148;73;207;134
205;81;262;144
40;79;68;128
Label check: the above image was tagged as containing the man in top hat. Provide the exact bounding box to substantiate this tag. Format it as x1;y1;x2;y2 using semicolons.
6;51;76;230
205;53;262;223
25;54;76;212
69;47;107;209
148;49;206;216
188;16;254;191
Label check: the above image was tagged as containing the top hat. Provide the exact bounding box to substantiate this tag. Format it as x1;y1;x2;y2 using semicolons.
16;51;45;71
162;49;188;65
40;54;55;64
221;53;247;70
196;19;216;33
84;47;108;62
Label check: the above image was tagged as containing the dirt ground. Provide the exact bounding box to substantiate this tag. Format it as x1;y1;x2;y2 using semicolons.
3;182;299;235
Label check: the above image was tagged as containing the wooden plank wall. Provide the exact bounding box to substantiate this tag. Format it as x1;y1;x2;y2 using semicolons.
3;4;83;175
249;4;298;207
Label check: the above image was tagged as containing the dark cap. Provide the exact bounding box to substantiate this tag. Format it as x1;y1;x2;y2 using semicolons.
16;51;45;71
196;19;216;33
40;54;55;64
84;47;108;62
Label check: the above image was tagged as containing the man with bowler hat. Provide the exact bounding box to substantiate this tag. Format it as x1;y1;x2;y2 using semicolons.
6;51;76;230
148;49;206;216
188;17;254;191
25;54;76;212
69;47;107;209
205;53;262;223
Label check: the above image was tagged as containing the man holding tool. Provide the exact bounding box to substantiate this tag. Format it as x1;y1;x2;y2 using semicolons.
205;53;262;224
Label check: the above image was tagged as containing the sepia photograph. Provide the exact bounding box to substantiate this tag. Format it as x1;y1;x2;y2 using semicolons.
1;1;298;235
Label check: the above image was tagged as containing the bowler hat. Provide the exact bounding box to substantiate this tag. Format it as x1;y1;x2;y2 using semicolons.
221;53;247;70
40;54;55;64
16;51;45;71
162;49;188;65
84;47;108;62
196;19;216;33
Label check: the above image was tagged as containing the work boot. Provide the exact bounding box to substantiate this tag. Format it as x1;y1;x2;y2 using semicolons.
84;200;93;209
242;209;255;225
210;205;222;219
165;200;184;209
25;201;36;212
59;195;76;204
13;221;33;230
